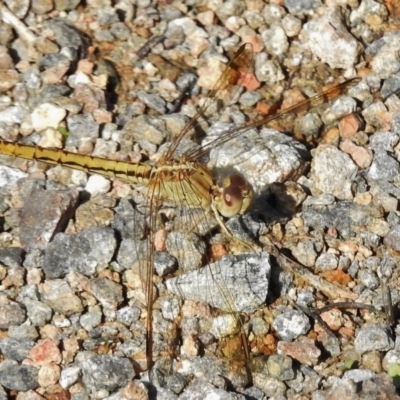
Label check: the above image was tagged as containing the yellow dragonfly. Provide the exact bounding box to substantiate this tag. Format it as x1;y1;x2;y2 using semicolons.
0;43;360;386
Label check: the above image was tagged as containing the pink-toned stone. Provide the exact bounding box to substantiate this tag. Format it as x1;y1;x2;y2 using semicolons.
337;241;358;254
77;59;94;75
277;338;321;366
339;114;362;138
320;308;344;331
118;380;149;400
154;229;167;251
93;108;113;124
28;339;62;366
15;390;45;400
340;139;373;169
41;65;69;84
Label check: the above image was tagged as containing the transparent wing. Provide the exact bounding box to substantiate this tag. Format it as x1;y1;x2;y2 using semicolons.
184;77;361;161
161;43;254;163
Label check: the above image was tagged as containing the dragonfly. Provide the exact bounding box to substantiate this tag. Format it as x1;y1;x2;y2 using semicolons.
0;43;360;386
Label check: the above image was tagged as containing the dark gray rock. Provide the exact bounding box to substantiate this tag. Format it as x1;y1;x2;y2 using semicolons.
43;226;116;278
80;354;134;392
0;338;35;362
0;302;26;329
0;364;39;391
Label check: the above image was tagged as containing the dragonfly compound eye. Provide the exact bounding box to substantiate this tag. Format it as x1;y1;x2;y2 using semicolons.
217;174;254;217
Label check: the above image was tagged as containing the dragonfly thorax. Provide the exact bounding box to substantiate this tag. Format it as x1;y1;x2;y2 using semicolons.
213;174;254;218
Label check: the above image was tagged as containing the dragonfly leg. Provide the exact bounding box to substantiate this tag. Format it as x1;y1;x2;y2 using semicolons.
210;202;257;252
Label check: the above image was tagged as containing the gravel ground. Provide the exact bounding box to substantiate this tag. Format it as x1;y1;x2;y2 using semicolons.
1;0;400;399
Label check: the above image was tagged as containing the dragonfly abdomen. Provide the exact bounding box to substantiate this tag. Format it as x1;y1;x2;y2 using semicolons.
0;140;153;184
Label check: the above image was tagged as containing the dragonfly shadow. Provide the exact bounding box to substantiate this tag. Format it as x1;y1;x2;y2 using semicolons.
250;181;303;227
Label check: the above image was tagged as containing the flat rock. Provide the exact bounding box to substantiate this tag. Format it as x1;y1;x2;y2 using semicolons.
166;252;270;313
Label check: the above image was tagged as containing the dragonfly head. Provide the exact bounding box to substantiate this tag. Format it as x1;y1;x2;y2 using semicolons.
215;174;254;218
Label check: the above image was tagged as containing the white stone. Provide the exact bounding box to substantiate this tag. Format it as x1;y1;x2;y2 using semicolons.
85;174;111;196
211;314;240;339
31;103;66;132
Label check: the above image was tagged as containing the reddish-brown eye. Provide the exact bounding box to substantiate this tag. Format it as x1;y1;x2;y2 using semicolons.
223;185;242;208
214;173;254;218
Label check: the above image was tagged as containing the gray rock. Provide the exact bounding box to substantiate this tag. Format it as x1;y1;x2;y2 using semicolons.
310;145;357;200
0;166;27;194
165;372;187;395
80;305;102;331
137;91;166;114
116;238;148;272
282;13;302;37
0;364;38;391
122;115;166;150
294;112;323;141
322;96;358;124
253;375;286;397
0;302;26;329
261;25;289;57
18;188;79;252
39;53;70;69
354;325;394;354
116;306;140;326
343;369;375;383
243;386;267;400
24;299;52;326
250;317;269;336
45;19;87;53
358;269;379;290
301;8;361;69
273;310;311;341
0;338;35;361
59;365;81;389
364;29;398;80
177;377;245;399
173;207;219;237
366;151;400;181
43;226;116;278
66;113;100;147
291;240;318;268
363;101;391;130
166;252;270;313
0;106;27;124
328;373;400;399
112;198;146;241
254;53;285;84
160;296;181;321
315;253;338;271
0;247;23;268
384;224;400;251
369;131;399;151
382;72;400;99
176;356;250;392
80;354;134;392
239;91;262;107
154;251;177;277
267;354;295;381
40;84;71;102
208;126;308;194
166;231;206;272
22;68;41;90
8;325;38;339
40;279;83;316
284;0;321;16
109;22;131;40
89;277;123;309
